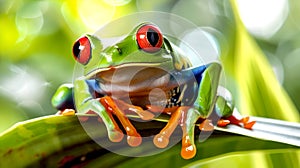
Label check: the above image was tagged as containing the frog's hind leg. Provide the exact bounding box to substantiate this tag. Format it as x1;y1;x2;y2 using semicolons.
215;96;256;129
52;83;76;116
100;96;142;147
193;62;222;131
74;79;125;143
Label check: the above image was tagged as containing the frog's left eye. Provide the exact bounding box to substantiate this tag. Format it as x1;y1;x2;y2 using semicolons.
73;36;91;65
136;24;163;53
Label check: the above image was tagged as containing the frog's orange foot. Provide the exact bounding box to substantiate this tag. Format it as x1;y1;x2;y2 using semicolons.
199;119;214;131
100;96;142;147
153;107;198;159
217;119;230;127
218;115;256;129
153;133;170;148
153;107;188;149
56;109;103;123
56;109;76;116
127;135;142;147
109;129;124;143
181;135;197;159
242;116;256;129
181;144;196;160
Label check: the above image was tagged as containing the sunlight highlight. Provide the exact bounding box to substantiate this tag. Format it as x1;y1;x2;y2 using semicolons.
77;0;115;32
236;0;289;39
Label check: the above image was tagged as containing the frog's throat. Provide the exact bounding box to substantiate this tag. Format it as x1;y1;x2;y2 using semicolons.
84;61;173;79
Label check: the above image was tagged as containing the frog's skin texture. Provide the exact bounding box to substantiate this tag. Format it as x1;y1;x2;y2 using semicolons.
51;23;255;159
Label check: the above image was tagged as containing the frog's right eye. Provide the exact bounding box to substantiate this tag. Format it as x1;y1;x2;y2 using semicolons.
136;24;163;53
72;36;91;65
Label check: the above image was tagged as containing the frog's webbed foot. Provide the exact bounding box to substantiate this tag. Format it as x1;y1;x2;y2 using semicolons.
153;107;182;148
181;129;197;160
215;96;256;129
218;115;256;129
100;96;142;147
56;108;105;123
56;109;76;116
198;119;214;131
241;116;256;129
153;107;197;159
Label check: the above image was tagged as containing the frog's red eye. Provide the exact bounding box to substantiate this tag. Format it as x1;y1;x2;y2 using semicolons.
72;36;91;65
136;24;163;53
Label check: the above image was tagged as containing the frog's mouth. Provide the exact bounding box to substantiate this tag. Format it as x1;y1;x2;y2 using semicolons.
85;62;174;95
85;61;173;79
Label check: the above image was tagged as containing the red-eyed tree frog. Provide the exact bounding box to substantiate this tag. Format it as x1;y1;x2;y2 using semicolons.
51;23;255;159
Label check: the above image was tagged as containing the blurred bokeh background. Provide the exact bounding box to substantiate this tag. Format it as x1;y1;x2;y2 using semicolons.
0;0;300;133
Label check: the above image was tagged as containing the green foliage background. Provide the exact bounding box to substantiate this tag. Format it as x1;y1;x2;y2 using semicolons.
0;0;299;167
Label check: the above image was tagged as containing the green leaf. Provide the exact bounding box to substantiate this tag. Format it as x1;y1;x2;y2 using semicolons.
0;115;92;167
0;115;299;167
220;0;300;122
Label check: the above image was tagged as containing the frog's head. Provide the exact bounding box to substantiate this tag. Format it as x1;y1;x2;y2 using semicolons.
72;23;190;78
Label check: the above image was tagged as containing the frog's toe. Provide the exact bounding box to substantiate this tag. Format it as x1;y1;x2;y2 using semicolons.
100;96;143;146
217;119;230;127
198;119;214;131
181;143;197;160
153;107;184;148
117;116;142;147
127;135;142;147
111;115;142;146
56;109;76;116
243;120;256;129
181;123;197;159
108;129;124;142
153;133;169;148
225;115;256;129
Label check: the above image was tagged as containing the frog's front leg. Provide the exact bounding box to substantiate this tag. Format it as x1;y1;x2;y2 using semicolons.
152;63;221;159
181;62;222;159
99;96;142;146
51;83;76;116
153;106;190;148
180;62;256;159
74;79;141;146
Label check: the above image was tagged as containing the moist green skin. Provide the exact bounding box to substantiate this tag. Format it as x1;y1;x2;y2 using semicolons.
52;22;231;159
